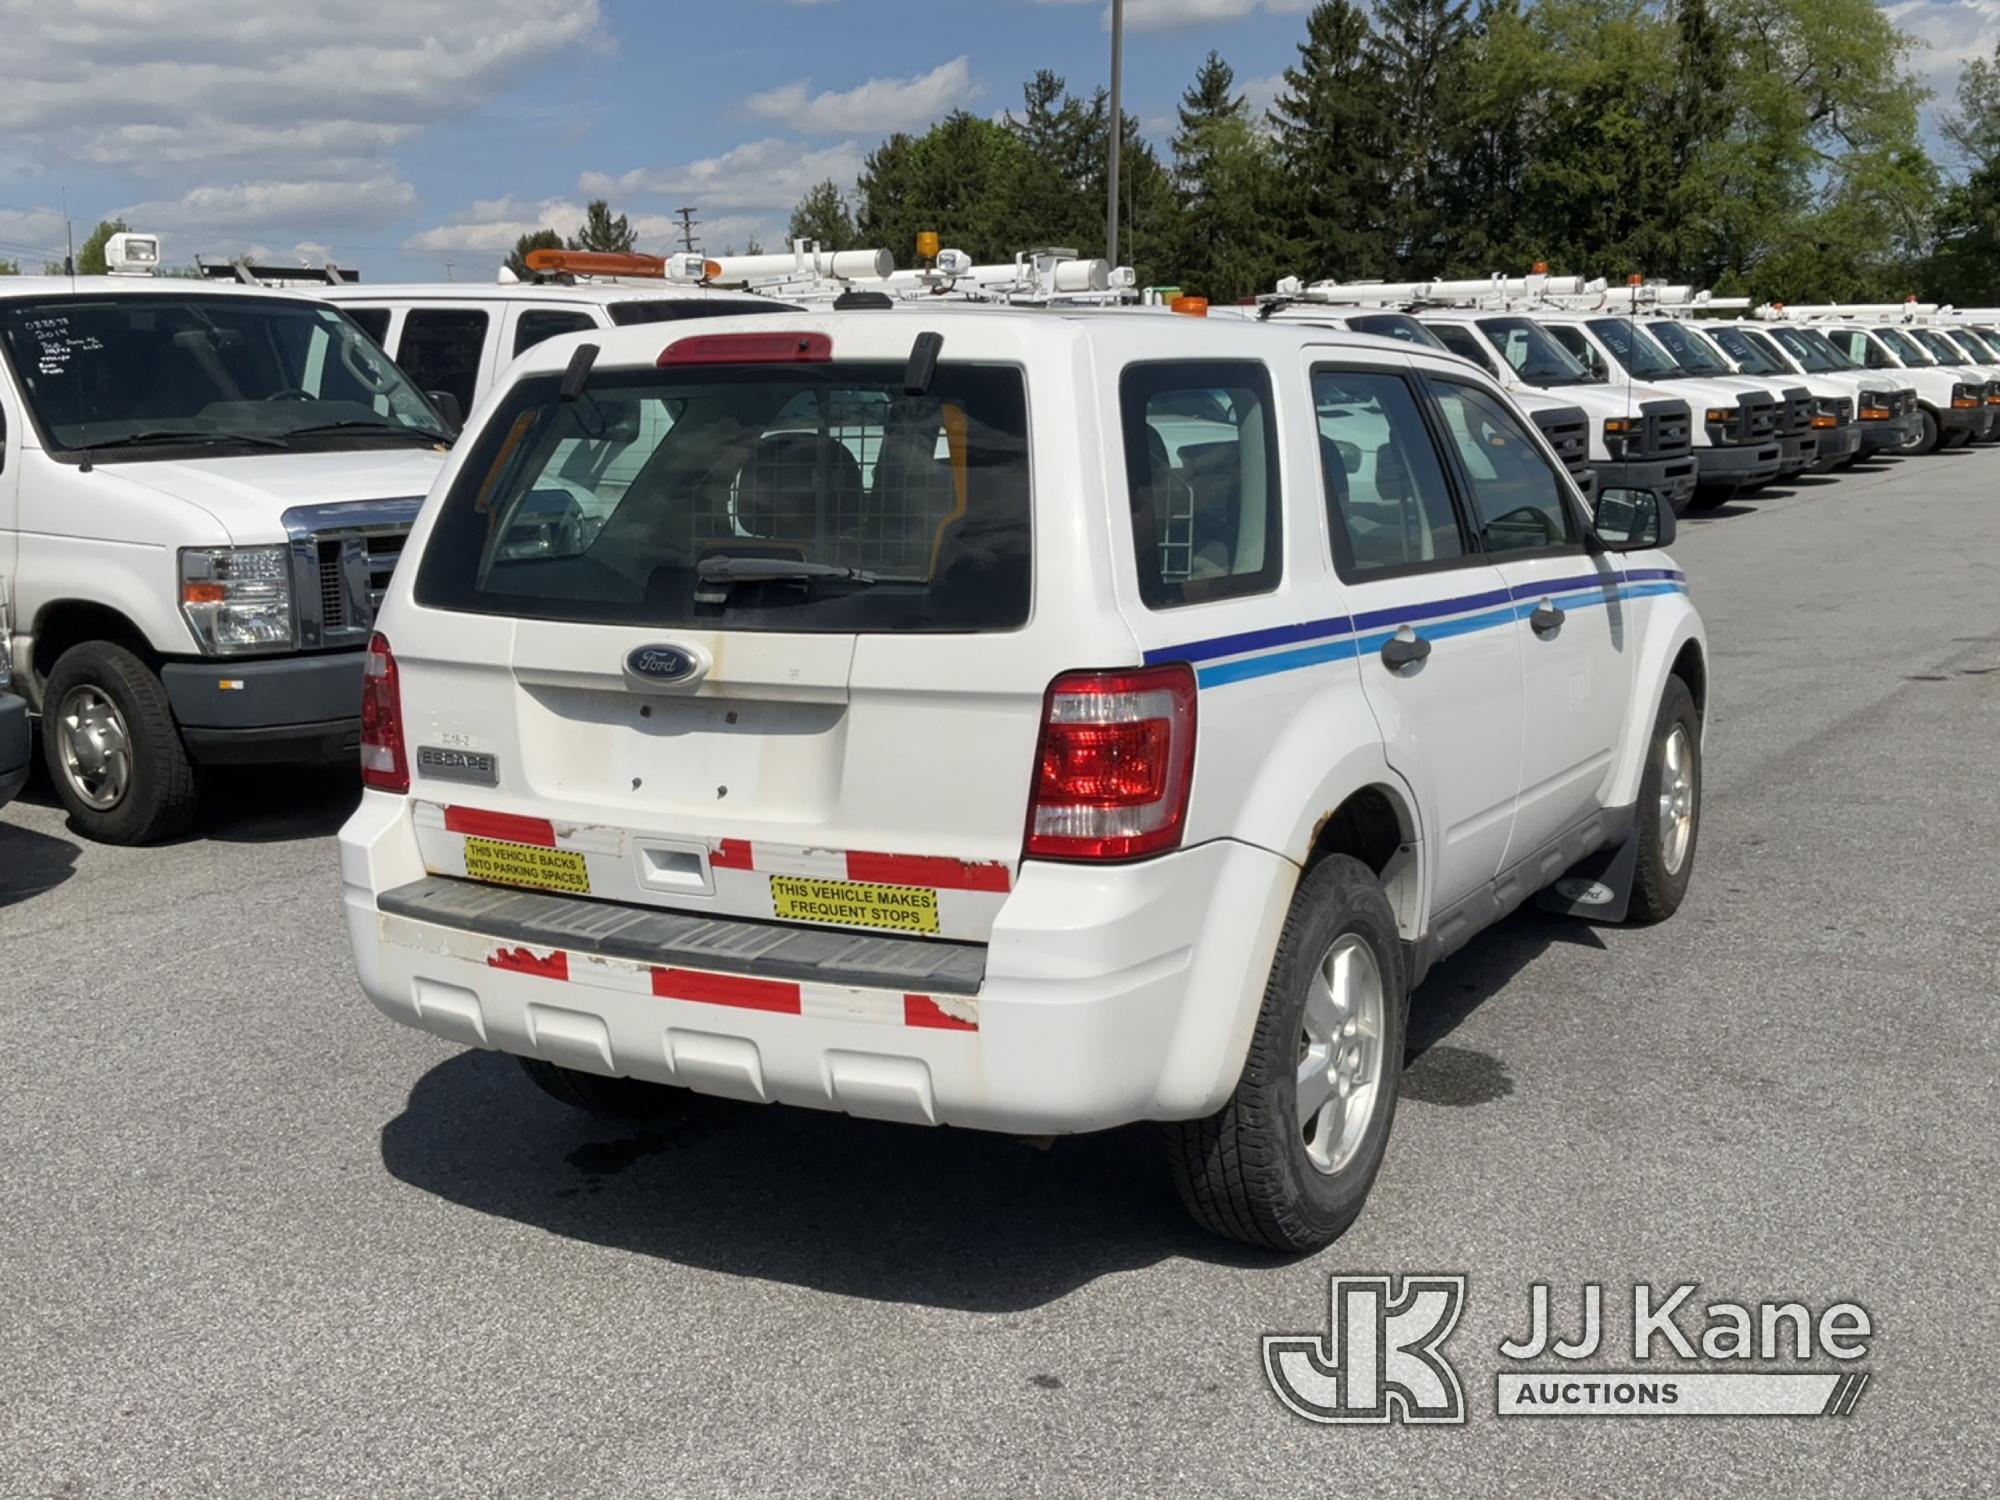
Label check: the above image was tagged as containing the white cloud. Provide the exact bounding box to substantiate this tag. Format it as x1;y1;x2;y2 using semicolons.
744;56;976;134
119;176;418;233
1888;0;2000;78
403;197;773;260
0;0;603;173
581;137;867;213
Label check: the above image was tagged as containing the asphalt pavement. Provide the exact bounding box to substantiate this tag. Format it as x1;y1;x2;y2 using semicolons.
4;448;1998;1498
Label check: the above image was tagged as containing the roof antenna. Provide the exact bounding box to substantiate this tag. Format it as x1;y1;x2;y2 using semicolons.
903;331;943;396
63;186;75;289
559;342;599;402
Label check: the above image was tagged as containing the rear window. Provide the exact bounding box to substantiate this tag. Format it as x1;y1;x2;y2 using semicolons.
415;361;1031;632
606;299;793;326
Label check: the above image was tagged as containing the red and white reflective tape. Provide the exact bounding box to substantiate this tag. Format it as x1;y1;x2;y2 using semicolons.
391;916;979;1032
418;802;1012;893
709;837;1011;893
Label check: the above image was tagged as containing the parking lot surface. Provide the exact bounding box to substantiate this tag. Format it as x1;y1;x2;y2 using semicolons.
4;451;1998;1498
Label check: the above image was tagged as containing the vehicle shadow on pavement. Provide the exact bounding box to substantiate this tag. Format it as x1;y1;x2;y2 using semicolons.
0;815;81;908
380;1048;1275;1310
1401;908;1606;1108
188;765;359;845
377;907;1606;1306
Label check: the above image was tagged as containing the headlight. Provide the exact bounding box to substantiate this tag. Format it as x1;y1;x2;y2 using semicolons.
179;546;295;655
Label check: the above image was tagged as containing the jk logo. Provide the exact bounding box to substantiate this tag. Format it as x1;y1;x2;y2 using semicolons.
1264;1275;1467;1425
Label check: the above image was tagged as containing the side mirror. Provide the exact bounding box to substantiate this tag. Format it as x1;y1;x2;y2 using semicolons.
1593;487;1675;550
424;390;465;434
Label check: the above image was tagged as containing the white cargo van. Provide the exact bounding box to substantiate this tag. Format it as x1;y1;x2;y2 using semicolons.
0;274;452;841
320;278;788;425
1705;323;1919;461
339;309;1707;1249
1651;319;1859;471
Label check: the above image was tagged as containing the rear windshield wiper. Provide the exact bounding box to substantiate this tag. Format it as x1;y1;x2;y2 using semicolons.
696;556;881;586
67;428;292;453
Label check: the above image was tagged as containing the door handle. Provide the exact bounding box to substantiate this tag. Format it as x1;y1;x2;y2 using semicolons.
1380;630;1433;670
1529;600;1566;636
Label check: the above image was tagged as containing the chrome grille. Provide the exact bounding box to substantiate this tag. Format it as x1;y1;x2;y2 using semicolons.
282;498;425;649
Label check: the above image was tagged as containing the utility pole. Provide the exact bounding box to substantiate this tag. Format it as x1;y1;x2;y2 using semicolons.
674;207;701;254
1106;0;1124;268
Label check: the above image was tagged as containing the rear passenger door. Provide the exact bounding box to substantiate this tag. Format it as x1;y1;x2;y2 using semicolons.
1421;373;1629;860
1309;360;1524;914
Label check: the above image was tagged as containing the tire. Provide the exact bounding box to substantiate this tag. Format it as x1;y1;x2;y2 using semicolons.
41;641;199;845
1904;409;1941;455
516;1056;687;1120
1165;855;1407;1252
1627;676;1701;925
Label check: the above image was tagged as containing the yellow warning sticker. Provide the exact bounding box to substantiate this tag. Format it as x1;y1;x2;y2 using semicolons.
462;837;591;896
769;875;940;934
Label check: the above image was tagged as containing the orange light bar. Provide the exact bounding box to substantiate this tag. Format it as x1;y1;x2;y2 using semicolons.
525;248;669;279
1532;260;1550;274
1170;295;1209;317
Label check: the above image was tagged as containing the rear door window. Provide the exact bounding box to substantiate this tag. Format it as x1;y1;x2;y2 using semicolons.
397;308;489;414
1121;361;1281;608
1312;368;1466;577
513;309;596;356
416;360;1031;632
606;299;792;325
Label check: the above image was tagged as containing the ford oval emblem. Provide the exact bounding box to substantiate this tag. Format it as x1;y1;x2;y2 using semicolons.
624;642;708;688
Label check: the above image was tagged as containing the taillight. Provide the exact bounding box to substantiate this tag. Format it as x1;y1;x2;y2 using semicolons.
1025;665;1196;861
360;632;408;794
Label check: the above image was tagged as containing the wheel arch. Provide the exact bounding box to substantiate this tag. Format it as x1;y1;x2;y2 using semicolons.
28;600;163;709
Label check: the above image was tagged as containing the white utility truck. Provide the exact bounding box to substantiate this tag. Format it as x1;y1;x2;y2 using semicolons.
339;306;1707;1249
1760;305;1992;454
1263;278;1698;513
1704;321;1919;462
0;239;455;841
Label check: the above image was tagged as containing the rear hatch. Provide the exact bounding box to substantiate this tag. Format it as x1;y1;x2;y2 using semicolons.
394;332;1066;945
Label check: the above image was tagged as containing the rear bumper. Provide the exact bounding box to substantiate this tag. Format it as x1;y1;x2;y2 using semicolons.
339;792;1295;1133
163;653;362;766
0;693;29;807
1695;442;1783;490
1599;456;1697;509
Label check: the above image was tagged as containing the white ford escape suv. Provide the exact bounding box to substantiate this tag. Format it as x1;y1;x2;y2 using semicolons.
339;309;1708;1249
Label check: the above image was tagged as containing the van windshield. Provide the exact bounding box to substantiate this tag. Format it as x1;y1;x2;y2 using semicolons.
1766;326;1843;373
1474;316;1594;385
416;361;1031;632
0;293;450;458
1585;318;1682;380
1874;328;1932;366
1644;320;1734;377
1343;313;1448;352
1708;327;1789;376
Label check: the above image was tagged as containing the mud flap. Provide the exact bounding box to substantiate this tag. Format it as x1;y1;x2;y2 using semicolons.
1536;826;1640;923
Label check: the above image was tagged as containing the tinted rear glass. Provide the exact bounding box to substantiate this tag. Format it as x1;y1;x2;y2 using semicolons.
605;299;793;326
415;362;1031;632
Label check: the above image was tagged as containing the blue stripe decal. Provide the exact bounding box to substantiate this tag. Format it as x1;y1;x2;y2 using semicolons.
1162;573;1688;690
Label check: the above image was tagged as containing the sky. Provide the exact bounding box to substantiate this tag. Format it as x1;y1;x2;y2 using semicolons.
0;0;1995;283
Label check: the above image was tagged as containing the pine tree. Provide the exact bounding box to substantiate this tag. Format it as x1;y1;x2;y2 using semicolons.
1367;0;1472;272
1270;3;1392;280
568;200;635;254
1171;53;1292;302
788;181;858;250
507;228;564;277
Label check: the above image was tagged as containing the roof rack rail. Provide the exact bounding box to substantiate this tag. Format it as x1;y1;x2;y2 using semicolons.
195;255;359;286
